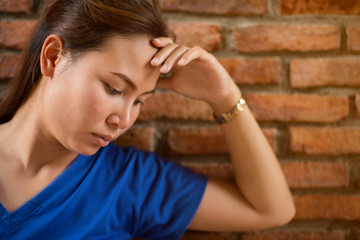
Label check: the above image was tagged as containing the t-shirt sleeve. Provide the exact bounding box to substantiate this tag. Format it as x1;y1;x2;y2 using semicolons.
131;149;208;240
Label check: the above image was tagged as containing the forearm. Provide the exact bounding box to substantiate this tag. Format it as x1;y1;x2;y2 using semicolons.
149;38;294;229
211;89;295;222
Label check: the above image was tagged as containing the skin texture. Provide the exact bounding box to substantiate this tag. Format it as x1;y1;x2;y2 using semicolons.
0;34;295;231
39;36;160;156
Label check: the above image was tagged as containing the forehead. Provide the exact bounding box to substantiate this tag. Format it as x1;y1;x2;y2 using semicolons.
100;36;159;75
74;35;160;88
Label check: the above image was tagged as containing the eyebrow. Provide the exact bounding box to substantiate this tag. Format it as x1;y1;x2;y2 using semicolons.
111;72;156;95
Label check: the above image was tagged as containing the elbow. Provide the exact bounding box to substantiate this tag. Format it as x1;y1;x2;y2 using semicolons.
271;200;296;228
252;200;296;231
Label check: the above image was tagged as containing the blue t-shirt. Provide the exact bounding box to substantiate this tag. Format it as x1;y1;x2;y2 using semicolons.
0;143;207;240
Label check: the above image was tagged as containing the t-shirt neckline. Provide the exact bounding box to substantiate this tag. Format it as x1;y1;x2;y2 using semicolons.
0;153;89;230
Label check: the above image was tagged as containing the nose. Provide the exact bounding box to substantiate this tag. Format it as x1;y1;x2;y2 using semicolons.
106;103;134;129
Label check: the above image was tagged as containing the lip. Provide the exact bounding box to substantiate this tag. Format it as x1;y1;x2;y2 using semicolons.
92;133;114;147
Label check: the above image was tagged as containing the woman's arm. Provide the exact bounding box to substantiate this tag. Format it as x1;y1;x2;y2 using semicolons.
151;38;295;231
188;96;295;231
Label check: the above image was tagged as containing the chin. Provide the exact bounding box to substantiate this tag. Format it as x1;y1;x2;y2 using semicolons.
60;133;105;156
77;145;101;156
66;141;102;156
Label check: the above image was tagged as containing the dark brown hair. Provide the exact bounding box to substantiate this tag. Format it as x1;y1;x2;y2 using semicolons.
0;0;172;123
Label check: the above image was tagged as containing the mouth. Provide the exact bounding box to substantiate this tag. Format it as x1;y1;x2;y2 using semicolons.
92;133;115;147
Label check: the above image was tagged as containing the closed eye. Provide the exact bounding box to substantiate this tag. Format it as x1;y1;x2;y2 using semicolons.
107;84;122;95
134;99;144;106
107;84;143;105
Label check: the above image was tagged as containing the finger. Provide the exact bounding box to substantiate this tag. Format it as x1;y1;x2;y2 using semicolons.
152;37;174;48
177;46;203;66
151;43;179;66
160;45;190;73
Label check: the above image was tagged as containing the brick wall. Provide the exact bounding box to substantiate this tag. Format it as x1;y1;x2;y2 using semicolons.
1;0;360;239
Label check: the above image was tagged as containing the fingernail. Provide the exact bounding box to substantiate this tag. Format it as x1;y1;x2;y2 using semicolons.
152;57;159;64
161;64;168;72
178;58;185;65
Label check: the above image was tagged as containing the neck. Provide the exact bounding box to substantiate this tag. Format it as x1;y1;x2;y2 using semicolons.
0;93;77;175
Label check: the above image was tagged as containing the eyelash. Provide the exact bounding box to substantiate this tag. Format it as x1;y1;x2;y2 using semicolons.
107;84;122;95
107;84;144;106
134;99;144;106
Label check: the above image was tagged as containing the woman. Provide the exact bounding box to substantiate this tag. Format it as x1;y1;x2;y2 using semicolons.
0;0;295;239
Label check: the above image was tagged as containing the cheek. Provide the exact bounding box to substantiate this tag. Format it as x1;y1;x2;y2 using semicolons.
76;89;110;124
49;82;105;128
130;108;140;124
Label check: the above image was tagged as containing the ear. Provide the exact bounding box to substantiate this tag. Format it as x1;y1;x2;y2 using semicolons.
40;34;64;78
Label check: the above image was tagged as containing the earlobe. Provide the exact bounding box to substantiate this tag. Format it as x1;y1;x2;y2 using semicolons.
40;34;64;78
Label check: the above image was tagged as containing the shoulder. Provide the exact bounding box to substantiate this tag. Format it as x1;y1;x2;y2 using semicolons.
96;143;207;186
95;143;143;165
93;143;166;176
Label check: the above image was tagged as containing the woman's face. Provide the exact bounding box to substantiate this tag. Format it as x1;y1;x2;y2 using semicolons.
41;36;160;155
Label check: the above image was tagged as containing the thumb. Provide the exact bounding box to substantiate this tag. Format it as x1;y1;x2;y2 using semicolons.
156;77;174;91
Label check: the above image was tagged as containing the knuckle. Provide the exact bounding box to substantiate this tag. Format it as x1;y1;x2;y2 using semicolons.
192;45;201;50
166;43;178;49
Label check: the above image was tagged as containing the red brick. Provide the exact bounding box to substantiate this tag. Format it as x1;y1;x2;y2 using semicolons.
347;26;360;51
180;231;233;240
0;54;20;79
281;162;348;188
245;94;349;123
167;127;275;155
280;0;360;15
0;20;36;49
219;58;282;85
161;0;268;16
294;195;360;220
0;0;32;13
357;94;360;118
291;127;360;155
170;22;222;52
139;92;213;121
243;231;346;240
291;58;360;88
233;24;340;53
113;127;154;151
